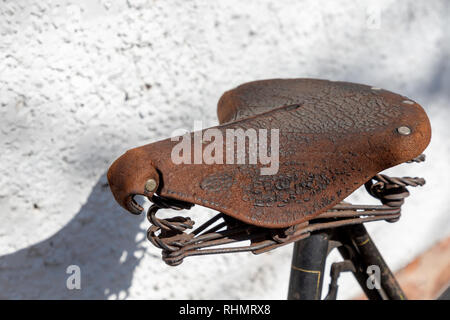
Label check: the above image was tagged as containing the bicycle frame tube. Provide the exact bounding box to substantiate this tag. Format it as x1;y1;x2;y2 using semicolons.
340;224;406;300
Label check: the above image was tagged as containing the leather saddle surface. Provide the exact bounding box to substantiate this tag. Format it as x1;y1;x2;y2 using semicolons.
107;79;431;228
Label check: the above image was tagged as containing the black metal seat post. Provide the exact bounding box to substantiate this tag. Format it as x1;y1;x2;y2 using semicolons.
287;232;330;300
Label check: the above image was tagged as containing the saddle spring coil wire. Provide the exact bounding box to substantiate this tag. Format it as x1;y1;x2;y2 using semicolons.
146;196;195;253
365;154;426;218
146;155;426;266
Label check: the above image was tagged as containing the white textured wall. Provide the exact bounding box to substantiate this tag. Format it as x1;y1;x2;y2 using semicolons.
0;0;449;299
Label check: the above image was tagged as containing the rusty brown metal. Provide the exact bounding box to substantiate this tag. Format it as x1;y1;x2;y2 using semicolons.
107;79;431;229
147;201;400;266
142;173;423;266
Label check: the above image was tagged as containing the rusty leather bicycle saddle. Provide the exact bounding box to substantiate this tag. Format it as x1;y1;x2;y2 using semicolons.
107;79;431;229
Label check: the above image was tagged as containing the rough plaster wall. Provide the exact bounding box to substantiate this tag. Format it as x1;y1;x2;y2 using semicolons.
0;0;449;299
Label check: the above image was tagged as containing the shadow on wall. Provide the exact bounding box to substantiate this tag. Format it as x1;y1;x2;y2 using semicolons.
0;174;147;299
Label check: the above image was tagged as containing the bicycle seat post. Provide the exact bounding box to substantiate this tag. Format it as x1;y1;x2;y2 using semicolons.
287;231;331;300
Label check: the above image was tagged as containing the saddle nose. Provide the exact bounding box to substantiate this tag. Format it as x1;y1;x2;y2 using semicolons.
107;147;159;215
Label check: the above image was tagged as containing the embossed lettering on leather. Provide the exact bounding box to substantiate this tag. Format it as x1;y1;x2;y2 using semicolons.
107;79;431;228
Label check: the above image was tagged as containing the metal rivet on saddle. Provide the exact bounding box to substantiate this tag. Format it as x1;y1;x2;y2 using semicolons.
145;179;157;192
397;126;412;136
